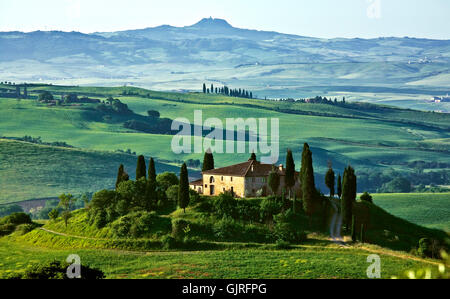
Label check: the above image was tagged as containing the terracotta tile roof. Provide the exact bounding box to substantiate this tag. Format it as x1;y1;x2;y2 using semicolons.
202;160;299;178
189;178;203;186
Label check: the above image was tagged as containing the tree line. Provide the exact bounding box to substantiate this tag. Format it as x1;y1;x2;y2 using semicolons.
202;83;253;99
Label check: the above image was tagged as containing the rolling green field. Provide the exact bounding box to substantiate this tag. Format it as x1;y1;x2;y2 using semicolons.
1;84;449;204
0;139;183;204
373;193;450;231
0;237;435;279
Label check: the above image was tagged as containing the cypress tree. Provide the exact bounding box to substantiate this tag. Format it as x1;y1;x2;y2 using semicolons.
136;155;147;180
249;152;257;161
325;166;335;198
203;83;206;93
285;149;295;198
341;166;356;231
337;174;342;199
202;150;215;171
360;224;365;243
178;163;190;213
146;158;157;209
351;215;357;242
115;164;129;189
301;143;316;216
148;158;156;183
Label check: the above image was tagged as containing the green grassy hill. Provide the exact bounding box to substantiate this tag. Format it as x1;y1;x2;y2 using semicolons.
0;139;183;205
373;193;450;231
0;198;448;279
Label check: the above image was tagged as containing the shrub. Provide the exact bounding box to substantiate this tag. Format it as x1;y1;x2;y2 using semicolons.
161;235;177;250
7;261;104;279
273;211;307;244
5;212;32;225
213;217;240;240
172;219;190;241
360;192;373;203
417;238;431;258
0;223;15;236
260;197;283;223
213;192;237;218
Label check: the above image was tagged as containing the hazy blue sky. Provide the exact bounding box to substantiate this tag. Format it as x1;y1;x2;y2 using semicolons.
1;0;449;39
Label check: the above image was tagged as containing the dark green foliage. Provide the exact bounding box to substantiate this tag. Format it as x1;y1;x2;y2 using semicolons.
161;235;177;250
148;158;157;182
213;192;237;219
38;91;54;102
378;177;412;193
273;211;307;244
3;212;32;225
111;211;162;238
202;150;215;171
260;197;283;223
268;166;280;195
172;219;190;241
285;149;295;197
360;224;365;243
178;163;190;213
275;240;292;249
351;215;357;242
48;209;59;221
301;143;317;216
236;200;260;223
147;110;160;118
341;166;357;230
145;158;158;209
249;152;257;161
417;238;432;258
7;261;104;280
360;192;373;203
0;204;23;217
325;166;335;197
115;164;129;189
202;83;206;93
156;172;179;191
337;174;342;199
213;217;240;240
166;185;179;202
136;155;146;180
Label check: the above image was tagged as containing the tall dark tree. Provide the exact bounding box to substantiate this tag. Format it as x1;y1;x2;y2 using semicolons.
202;150;215;171
136;155;147;180
285;149;295;198
148;158;156;182
203;83;206;93
146;158;158;208
301;143;316;216
249;152;257;161
211;84;214;94
325;165;335;198
341;166;357;231
268;166;280;195
337;174;342;199
178;163;190;213
115;164;129;189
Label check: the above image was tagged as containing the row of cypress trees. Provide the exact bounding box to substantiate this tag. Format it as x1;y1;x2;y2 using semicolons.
115;155;191;213
202;83;253;99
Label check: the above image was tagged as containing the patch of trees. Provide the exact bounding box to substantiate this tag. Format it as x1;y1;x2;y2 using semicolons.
88;156;195;235
5;260;104;279
0;204;23;217
0;212;36;236
96;97;131;114
202;83;253;99
2;136;74;148
123;118;173;135
38;91;54;102
62;93;100;104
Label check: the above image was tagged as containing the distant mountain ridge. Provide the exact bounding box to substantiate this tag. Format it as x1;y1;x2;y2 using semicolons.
1;18;449;111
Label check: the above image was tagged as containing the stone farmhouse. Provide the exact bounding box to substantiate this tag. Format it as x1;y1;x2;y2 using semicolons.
189;159;300;198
